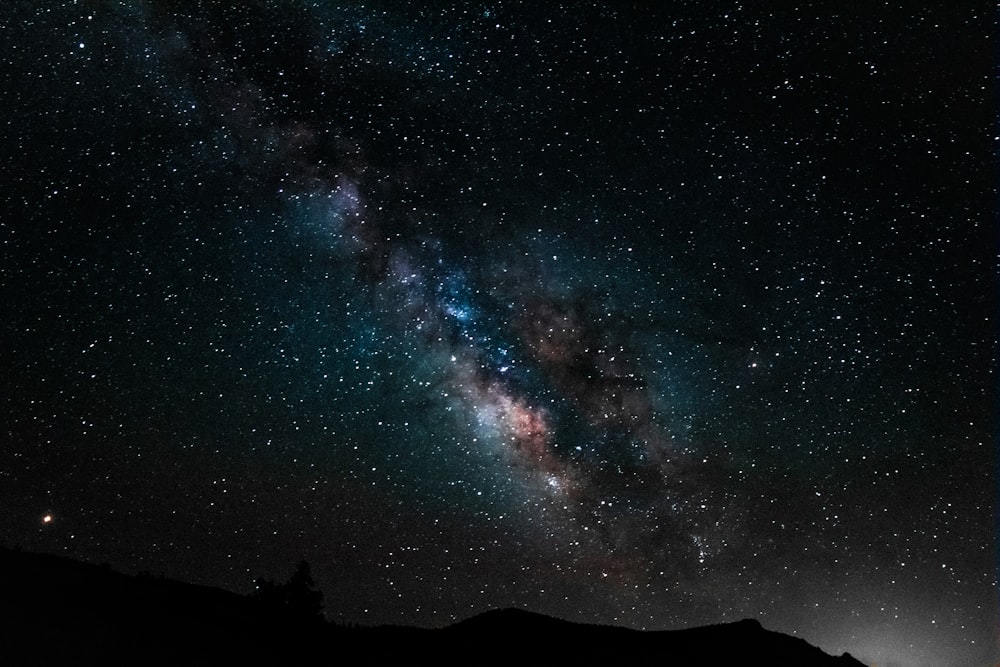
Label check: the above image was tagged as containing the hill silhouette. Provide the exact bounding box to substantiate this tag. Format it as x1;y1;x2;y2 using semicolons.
0;547;865;665
431;607;865;666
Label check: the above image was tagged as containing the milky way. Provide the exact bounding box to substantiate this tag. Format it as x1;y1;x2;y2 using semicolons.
279;133;722;583
1;4;995;667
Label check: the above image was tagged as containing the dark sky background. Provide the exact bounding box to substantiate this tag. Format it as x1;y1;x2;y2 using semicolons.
1;3;996;666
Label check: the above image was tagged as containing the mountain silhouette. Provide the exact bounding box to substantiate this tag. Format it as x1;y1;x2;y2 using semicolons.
0;546;865;665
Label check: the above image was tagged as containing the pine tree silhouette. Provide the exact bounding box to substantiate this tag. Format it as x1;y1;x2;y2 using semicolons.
285;560;324;623
252;560;324;625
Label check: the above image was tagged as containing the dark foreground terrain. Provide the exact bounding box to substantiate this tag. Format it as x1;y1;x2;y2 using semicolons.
0;547;865;665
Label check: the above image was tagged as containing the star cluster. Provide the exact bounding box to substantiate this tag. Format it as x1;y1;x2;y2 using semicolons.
1;4;995;667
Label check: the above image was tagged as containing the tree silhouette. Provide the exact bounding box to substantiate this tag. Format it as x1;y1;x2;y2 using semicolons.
285;560;324;623
252;560;325;625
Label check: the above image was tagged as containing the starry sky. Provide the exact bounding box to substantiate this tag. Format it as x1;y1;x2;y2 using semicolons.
1;3;996;666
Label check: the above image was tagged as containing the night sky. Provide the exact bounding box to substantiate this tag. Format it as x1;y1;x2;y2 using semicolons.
1;3;996;666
